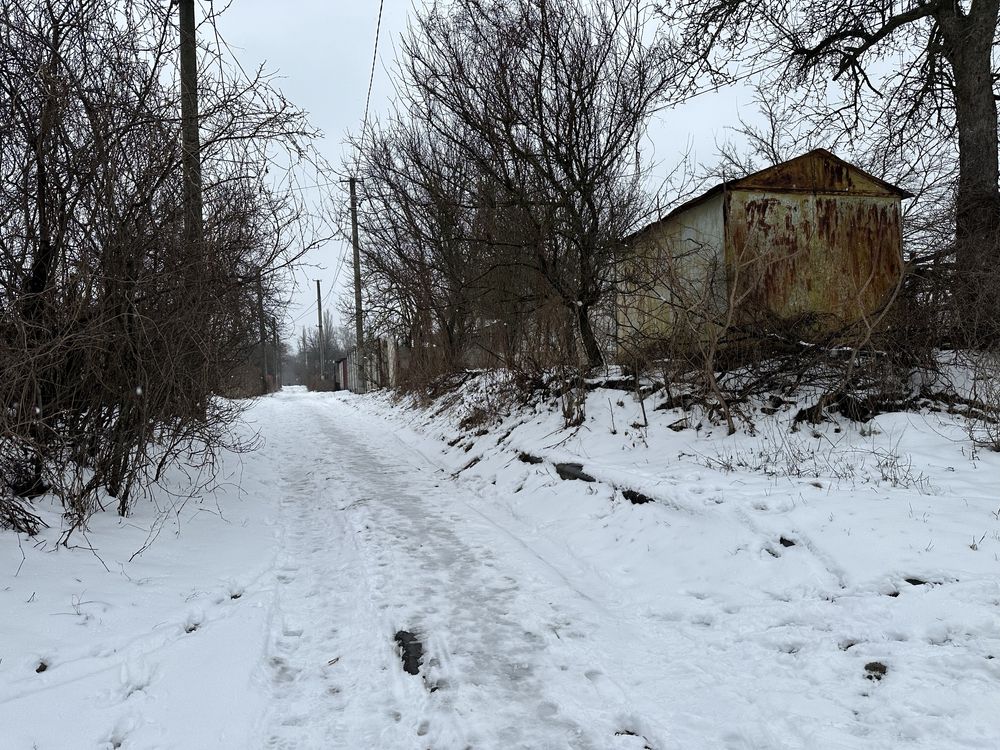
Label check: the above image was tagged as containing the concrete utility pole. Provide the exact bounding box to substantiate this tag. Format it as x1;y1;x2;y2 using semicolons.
272;317;281;390
316;279;325;381
349;177;365;393
256;271;268;394
178;0;203;248
302;326;309;385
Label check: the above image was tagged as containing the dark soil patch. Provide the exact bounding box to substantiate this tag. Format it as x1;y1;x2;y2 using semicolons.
453;456;480;475
584;375;637;392
621;488;654;505
496;427;515;445
518;452;544;465
394;630;423;676
35;661;48;673
905;577;928;586
864;661;888;681
655;393;699;411
555;463;595;482
779;536;796;547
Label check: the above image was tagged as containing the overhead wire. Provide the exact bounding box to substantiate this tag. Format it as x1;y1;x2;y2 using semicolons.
359;0;385;151
287;241;350;326
291;0;384;335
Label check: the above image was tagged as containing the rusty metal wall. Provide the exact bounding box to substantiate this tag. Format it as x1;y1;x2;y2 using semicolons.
725;190;903;327
616;150;906;354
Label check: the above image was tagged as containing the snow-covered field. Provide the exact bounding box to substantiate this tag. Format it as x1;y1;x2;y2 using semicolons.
2;382;999;749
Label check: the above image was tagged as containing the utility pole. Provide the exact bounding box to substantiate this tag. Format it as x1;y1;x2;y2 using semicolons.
256;270;268;394
316;279;325;381
179;0;203;248
349;176;365;393
272;317;281;390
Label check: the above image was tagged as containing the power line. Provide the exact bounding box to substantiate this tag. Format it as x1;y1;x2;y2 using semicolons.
294;2;382;334
288;242;349;325
359;0;385;148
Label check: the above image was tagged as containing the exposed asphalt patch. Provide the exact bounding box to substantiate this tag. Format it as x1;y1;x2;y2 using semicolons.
394;630;423;676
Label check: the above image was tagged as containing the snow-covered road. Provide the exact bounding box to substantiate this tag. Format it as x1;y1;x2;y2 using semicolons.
4;386;1000;749
258;389;668;749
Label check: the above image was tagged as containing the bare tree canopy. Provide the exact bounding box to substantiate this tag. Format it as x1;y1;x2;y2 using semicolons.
0;0;330;534
358;0;681;369
664;0;1000;343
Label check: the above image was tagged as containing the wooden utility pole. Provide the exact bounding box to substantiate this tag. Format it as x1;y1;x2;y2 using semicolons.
316;279;325;381
272;318;281;390
349;177;365;393
256;271;268;394
179;0;203;248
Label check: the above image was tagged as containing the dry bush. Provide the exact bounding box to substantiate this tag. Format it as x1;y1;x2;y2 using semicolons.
0;0;328;535
617;215;920;433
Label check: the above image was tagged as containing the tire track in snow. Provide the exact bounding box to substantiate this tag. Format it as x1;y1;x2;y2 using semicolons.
256;395;400;749
257;391;675;749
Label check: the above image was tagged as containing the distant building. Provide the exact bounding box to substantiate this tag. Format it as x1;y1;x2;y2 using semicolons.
617;149;912;350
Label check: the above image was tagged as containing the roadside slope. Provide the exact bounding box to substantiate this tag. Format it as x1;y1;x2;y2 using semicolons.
349;377;1000;749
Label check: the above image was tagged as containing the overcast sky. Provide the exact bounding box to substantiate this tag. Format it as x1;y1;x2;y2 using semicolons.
219;2;751;344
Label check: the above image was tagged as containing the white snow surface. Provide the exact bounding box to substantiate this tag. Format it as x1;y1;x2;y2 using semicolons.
2;382;999;749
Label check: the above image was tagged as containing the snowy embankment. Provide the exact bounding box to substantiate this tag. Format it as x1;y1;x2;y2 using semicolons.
1;381;998;749
349;372;1000;748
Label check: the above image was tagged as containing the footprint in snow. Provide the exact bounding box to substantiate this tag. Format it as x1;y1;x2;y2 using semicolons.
269;656;298;683
119;658;155;700
182;608;204;634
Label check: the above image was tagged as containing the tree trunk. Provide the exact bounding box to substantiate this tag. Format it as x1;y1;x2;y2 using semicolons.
577;302;604;369
940;0;1000;343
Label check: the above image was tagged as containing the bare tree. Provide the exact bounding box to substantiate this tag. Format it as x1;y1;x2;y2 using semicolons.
397;0;678;368
294;313;354;388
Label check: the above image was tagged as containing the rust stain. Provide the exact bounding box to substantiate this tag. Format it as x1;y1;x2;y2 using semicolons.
728;189;902;328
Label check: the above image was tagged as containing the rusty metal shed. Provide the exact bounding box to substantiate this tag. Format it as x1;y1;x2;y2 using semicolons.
617;148;912;346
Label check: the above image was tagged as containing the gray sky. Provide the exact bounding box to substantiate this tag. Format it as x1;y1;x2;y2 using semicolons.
219;2;751;345
221;1;411;343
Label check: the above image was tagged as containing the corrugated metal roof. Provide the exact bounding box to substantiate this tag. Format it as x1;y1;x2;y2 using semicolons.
626;149;913;245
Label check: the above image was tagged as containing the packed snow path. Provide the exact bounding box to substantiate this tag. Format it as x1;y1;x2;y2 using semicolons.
256;389;1000;750
3;386;999;749
259;389;662;749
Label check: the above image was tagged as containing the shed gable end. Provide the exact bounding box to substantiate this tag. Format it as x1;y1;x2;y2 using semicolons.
732;149;907;197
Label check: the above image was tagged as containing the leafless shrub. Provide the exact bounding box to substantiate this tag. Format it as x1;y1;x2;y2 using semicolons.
0;0;329;534
961;352;1000;452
